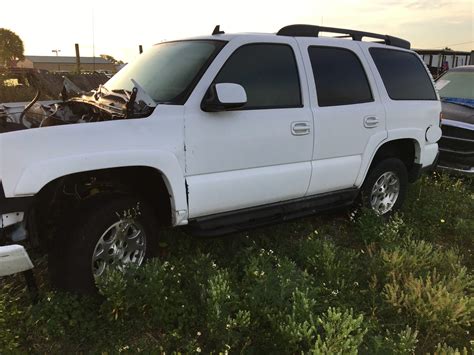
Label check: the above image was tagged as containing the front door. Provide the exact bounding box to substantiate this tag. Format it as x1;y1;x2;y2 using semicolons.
184;39;314;218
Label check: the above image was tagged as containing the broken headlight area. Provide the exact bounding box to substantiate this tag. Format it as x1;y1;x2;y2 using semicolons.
0;81;156;133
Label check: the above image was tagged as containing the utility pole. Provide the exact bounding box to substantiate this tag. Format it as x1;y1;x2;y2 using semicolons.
75;44;81;73
52;49;61;71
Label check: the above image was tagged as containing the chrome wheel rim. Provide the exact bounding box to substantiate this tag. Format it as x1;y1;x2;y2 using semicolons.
370;171;400;215
91;219;146;278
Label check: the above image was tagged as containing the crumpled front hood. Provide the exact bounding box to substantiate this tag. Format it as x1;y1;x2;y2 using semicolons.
1;78;157;134
0;97;153;135
0;100;61;133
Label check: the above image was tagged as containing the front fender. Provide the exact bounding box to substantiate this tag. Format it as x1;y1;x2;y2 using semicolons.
14;150;188;222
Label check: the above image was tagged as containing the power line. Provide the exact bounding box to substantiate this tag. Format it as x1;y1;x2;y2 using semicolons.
444;40;474;47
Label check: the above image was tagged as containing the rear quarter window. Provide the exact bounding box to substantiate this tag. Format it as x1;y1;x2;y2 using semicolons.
370;48;437;101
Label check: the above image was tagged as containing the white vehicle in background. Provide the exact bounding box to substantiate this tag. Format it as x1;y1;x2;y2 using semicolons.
0;25;441;293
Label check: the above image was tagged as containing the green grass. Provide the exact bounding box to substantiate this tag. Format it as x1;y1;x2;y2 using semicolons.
1;173;473;354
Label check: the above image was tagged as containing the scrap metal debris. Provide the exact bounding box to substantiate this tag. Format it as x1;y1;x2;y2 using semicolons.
0;78;156;133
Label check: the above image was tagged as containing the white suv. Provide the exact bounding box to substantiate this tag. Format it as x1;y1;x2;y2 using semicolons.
0;25;441;293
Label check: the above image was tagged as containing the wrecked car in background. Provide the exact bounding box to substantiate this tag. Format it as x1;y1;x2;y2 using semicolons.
436;65;474;175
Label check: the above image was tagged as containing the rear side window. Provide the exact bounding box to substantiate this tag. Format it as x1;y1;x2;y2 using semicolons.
214;43;301;109
370;48;437;100
308;46;373;107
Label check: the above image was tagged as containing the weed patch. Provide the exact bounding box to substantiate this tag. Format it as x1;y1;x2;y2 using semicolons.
1;173;472;353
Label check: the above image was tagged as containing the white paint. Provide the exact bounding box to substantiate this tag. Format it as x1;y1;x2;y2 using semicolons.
421;143;439;167
215;83;247;105
307;156;361;195
1;212;24;228
426;125;442;143
0;245;34;277
187;162;311;218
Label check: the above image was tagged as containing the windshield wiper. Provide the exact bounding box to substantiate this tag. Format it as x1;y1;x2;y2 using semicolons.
126;87;138;117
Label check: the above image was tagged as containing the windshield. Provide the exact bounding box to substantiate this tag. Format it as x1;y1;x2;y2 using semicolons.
436;71;474;100
105;40;226;104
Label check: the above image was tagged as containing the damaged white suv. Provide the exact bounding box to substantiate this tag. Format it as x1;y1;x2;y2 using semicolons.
0;25;441;293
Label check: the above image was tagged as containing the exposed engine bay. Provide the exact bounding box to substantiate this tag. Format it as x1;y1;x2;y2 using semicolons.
0;79;156;134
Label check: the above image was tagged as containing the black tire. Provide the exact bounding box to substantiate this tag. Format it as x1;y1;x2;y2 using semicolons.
48;195;159;294
361;158;408;215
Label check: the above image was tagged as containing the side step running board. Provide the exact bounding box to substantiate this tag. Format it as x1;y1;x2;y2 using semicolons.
187;189;359;237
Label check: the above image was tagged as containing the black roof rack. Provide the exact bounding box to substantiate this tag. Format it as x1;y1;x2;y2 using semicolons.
277;24;410;49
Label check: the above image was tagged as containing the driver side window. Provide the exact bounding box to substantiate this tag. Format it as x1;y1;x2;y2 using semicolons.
214;43;302;110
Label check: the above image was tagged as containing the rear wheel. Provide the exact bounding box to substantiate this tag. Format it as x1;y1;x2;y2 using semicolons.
361;158;408;215
49;195;158;294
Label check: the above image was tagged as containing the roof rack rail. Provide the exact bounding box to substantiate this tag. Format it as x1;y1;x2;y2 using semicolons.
277;24;410;49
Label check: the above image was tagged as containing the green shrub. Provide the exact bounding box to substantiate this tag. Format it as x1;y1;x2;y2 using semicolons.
383;269;473;348
311;307;367;354
28;292;105;352
434;342;472;355
272;289;367;354
0;174;472;353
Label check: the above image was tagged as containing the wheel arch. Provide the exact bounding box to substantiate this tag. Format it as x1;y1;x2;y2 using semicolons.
356;138;422;186
31;165;183;248
13;151;188;221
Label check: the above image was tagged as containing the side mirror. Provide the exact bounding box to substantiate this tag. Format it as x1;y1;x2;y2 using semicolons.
201;83;247;112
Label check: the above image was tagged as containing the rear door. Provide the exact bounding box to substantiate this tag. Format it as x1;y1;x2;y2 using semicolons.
297;39;387;195
184;37;314;218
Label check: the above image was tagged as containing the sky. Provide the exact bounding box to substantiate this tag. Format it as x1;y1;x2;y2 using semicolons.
0;0;472;63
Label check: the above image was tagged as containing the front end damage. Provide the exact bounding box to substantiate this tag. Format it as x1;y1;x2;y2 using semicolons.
0;79;156;133
0;185;35;287
0;182;33;242
0;79;156;281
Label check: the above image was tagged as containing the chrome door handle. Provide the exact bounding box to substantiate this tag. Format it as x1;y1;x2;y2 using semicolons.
291;121;311;136
363;116;379;128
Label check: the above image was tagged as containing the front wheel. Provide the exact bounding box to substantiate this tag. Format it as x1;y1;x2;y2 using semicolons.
49;195;158;294
361;158;408;215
